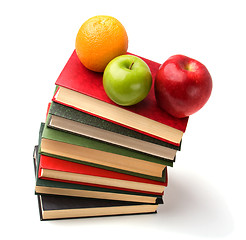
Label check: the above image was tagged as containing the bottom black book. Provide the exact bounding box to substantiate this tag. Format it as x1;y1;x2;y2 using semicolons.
37;194;158;220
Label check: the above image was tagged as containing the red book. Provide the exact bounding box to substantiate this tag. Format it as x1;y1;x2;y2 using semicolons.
38;154;167;195
53;50;188;146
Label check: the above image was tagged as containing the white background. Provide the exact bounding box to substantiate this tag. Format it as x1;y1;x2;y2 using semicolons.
1;0;245;239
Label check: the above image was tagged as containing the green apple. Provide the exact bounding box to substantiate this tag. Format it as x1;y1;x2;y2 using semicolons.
103;55;152;106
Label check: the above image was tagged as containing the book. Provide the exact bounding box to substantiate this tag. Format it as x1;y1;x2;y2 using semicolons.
53;50;189;146
44;110;173;167
35;127;160;220
35;127;164;204
34;147;163;204
39;154;167;195
40;118;170;181
48;102;179;160
37;194;158;220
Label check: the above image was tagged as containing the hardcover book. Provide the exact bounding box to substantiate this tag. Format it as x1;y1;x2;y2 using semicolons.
39;153;167;195
40;118;170;181
35;126;160;220
53;50;189;146
37;194;158;220
48;102;179;159
33;146;164;204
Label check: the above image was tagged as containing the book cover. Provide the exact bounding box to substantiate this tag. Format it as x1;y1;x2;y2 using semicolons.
48;114;177;160
42;114;173;167
37;194;158;220
48;102;180;160
39;154;167;194
49;101;180;151
41;115;170;181
34;145;164;204
53;50;189;146
35;126;159;220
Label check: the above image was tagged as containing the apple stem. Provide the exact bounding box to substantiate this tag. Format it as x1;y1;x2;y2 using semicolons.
129;61;134;70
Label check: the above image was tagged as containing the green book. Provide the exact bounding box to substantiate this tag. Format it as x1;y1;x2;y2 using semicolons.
40;114;171;181
34;146;163;205
42;114;173;166
35;127;159;220
48;102;180;158
43;113;173;166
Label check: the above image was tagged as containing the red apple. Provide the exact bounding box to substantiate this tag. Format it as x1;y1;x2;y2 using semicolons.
154;55;212;118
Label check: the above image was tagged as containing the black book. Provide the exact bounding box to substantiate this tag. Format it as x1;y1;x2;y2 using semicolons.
34;124;159;220
37;194;158;221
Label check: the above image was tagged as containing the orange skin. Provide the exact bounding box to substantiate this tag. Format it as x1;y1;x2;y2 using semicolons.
75;15;128;72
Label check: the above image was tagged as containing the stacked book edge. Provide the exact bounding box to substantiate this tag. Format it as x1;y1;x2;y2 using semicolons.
33;51;188;220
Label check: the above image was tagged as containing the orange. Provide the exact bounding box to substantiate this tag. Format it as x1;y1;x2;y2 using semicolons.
75;15;128;72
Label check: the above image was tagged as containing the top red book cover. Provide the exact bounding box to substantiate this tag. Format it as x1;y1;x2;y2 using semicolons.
55;50;189;133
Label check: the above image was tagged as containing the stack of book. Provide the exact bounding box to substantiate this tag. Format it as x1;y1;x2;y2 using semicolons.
33;51;189;220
